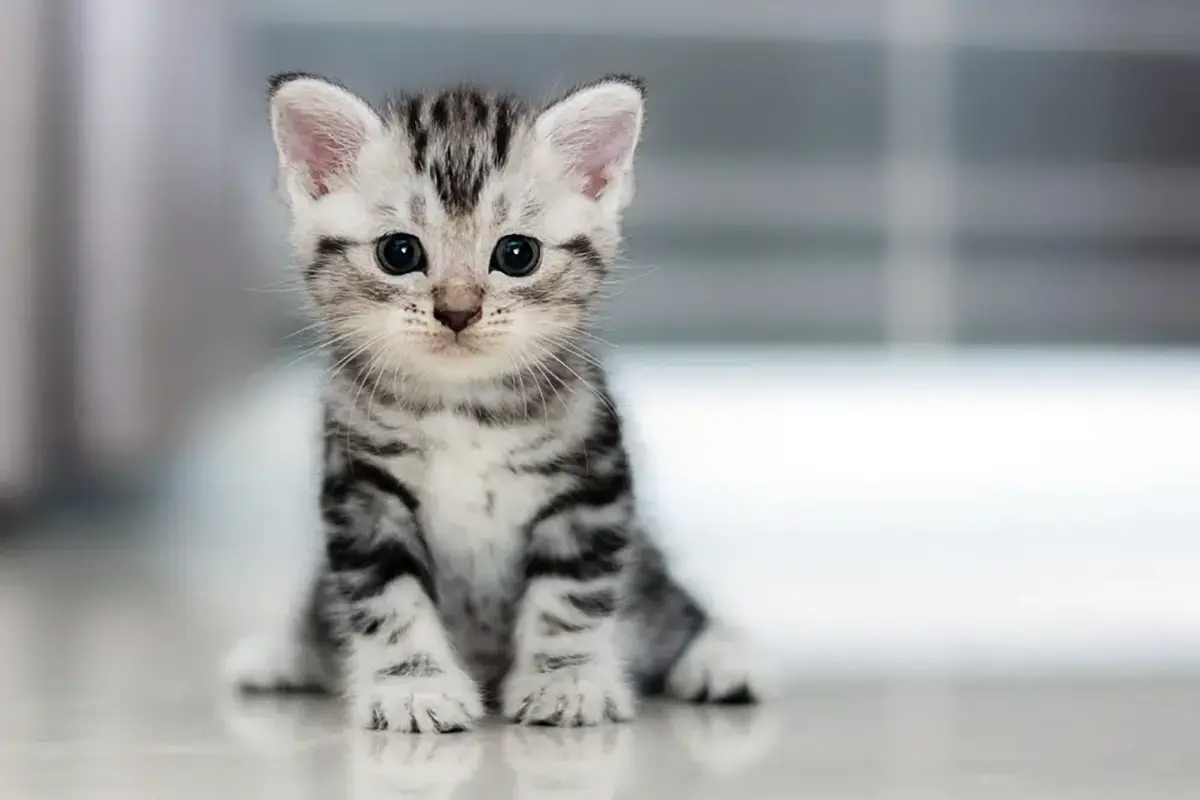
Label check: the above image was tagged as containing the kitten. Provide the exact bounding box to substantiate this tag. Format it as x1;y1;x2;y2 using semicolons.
225;73;768;732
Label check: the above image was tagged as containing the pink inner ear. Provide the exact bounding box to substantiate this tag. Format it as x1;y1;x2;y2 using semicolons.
280;106;365;198
555;113;637;200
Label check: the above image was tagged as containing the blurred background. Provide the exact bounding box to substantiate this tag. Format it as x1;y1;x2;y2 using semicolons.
2;0;1200;690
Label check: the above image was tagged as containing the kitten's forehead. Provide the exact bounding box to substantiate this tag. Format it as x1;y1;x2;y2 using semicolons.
386;85;532;218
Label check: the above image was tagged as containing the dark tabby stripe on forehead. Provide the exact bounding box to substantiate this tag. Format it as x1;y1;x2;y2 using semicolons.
493;100;514;169
430;162;484;217
472;93;489;125
430;94;450;128
401;96;429;173
388;85;528;217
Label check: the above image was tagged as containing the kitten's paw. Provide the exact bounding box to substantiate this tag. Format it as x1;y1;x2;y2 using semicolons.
666;624;771;704
223;634;330;693
504;665;635;727
356;671;484;734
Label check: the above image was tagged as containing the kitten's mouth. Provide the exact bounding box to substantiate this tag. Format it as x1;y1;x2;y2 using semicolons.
430;332;485;356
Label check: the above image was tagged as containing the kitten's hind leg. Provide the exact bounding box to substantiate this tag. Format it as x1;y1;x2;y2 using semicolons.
224;632;332;693
223;578;336;693
664;621;771;705
627;548;772;704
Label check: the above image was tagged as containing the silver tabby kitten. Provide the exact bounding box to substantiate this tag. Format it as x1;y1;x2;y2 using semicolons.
225;73;768;732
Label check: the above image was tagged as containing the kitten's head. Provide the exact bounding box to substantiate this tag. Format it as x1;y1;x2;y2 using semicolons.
269;73;644;387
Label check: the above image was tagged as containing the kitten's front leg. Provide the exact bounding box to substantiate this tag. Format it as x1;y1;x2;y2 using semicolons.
503;526;636;727
325;454;483;734
340;570;483;733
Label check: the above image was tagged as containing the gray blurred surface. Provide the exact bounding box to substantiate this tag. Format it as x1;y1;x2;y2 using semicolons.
0;0;40;498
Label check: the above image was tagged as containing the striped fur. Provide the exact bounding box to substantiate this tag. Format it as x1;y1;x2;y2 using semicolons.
224;74;765;732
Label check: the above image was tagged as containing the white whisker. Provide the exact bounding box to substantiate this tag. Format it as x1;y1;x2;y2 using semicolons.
359;346;393;440
536;334;606;371
527;339;616;418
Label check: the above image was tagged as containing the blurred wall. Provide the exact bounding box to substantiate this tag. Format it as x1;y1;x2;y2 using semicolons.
0;0;41;499
6;0;1200;503
240;0;1200;345
2;0;262;504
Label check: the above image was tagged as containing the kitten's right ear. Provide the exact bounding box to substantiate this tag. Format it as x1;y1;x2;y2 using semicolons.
269;73;381;208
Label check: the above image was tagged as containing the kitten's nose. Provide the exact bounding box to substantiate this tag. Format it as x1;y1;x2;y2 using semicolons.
433;305;482;333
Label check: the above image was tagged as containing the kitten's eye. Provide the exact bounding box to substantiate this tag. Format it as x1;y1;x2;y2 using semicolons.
375;233;426;275
490;235;541;277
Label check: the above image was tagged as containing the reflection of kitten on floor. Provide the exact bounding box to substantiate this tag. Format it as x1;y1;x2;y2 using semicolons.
217;690;344;752
505;725;635;800
667;703;782;776
348;730;484;800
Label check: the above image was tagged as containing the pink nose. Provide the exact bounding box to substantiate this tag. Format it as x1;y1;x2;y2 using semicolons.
433;306;481;333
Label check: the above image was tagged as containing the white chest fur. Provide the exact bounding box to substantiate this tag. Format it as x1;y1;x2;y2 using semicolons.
383;413;547;589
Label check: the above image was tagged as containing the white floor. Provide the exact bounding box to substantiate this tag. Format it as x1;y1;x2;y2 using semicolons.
2;546;1199;799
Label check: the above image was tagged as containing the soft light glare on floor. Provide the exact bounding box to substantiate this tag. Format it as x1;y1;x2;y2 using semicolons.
169;347;1200;673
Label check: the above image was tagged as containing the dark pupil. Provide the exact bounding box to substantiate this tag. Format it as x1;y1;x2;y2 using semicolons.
495;235;540;276
378;234;422;274
387;237;415;264
503;240;532;269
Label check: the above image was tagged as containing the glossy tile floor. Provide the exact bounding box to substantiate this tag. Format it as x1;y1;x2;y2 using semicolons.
3;540;1199;800
2;543;1199;800
4;349;1200;797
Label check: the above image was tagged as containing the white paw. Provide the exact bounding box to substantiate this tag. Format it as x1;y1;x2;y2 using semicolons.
504;665;635;727
356;671;484;734
223;634;330;692
666;625;771;704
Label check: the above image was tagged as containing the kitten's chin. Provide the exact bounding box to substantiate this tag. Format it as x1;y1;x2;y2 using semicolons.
371;329;530;387
408;340;517;386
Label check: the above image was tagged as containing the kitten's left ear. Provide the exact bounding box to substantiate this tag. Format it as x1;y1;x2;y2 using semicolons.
535;75;645;204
